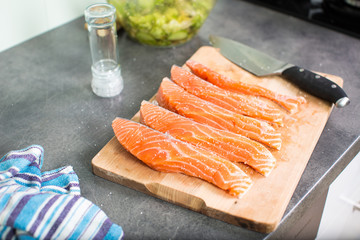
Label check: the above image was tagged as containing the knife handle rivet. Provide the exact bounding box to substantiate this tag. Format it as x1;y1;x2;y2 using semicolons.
315;75;321;79
331;84;337;88
299;68;304;72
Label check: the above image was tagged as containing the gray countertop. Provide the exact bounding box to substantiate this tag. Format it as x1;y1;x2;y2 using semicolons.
1;0;359;239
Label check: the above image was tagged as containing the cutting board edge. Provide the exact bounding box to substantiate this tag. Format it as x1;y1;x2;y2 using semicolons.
92;151;280;233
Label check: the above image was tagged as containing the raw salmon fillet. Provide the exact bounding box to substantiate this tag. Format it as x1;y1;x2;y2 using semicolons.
186;60;306;113
140;101;276;176
171;65;284;126
112;117;253;198
156;78;282;150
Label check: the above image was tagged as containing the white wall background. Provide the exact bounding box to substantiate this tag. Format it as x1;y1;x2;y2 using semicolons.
0;0;106;52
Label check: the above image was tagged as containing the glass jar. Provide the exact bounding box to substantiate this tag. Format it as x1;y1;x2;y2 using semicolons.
85;3;123;97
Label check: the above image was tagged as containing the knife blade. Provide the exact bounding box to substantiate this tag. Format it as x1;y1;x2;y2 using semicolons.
209;35;350;108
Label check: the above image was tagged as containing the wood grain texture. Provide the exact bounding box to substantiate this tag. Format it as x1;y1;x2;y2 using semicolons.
92;46;343;233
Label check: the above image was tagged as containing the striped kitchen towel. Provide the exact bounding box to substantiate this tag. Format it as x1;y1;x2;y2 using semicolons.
0;145;124;239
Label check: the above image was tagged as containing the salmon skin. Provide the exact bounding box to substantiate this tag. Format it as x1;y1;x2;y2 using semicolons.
186;60;306;113
171;65;284;126
112;117;253;198
140;101;276;176
156;78;282;150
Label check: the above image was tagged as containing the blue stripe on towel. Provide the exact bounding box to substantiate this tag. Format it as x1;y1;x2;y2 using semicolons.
67;203;100;239
14;193;50;230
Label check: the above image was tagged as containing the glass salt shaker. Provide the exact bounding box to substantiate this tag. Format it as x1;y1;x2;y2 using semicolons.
84;3;123;97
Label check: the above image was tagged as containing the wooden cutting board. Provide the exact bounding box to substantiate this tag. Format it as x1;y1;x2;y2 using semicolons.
92;46;343;233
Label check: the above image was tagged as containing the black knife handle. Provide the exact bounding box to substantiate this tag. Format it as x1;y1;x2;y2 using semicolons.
282;66;350;108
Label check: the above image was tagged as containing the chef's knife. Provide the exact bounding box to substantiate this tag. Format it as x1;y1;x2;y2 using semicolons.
209;35;350;108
